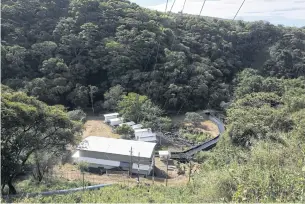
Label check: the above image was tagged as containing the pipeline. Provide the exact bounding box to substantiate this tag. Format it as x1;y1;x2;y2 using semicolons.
169;115;225;161
2;184;112;200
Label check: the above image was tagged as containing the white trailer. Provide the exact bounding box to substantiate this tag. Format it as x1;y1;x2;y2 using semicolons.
132;124;143;130
135;128;157;142
109;117;123;126
159;150;171;160
104;113;119;122
119;121;135;127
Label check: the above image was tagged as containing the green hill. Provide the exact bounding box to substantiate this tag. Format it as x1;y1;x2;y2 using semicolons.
1;0;305;202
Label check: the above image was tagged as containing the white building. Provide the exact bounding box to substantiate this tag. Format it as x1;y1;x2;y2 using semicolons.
72;136;157;175
119;121;136;127
104;113;119;123
131;124;143;130
159;150;171;161
134;128;157;142
109;117;123;126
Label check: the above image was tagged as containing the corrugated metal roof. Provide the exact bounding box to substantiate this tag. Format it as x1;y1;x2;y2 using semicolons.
77;136;156;158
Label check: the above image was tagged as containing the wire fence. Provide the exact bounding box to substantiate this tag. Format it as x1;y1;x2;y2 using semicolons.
30;169;175;188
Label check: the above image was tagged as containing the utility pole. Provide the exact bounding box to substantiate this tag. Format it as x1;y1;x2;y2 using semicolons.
129;147;133;177
152;154;155;185
137;152;140;184
89;85;94;114
188;159;192;184
165;155;169;187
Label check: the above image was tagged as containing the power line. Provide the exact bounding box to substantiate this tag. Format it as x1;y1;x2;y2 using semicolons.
198;0;207;16
233;0;246;20
165;0;169;12
169;0;176;12
181;0;187;13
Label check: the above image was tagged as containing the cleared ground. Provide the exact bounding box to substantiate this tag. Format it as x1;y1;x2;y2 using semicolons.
59;111;220;187
83;115;120;139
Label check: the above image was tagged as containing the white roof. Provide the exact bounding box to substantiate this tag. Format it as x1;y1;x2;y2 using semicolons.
159;150;170;155
119;121;135;126
104;113;119;117
132;124;143;129
134;128;152;133
77;136;156;158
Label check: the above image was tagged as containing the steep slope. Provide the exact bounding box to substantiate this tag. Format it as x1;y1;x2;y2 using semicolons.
2;0;305;112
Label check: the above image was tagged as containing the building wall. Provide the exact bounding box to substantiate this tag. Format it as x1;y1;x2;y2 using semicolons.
79;150;153;165
77;150;154;175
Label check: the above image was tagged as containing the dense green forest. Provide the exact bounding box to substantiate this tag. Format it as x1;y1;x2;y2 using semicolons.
1;0;305;202
2;0;305;111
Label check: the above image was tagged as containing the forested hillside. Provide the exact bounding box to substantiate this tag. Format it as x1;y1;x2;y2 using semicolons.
2;0;305;111
2;0;305;202
11;69;305;202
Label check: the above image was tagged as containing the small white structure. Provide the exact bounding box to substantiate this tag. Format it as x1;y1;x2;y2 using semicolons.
159;150;171;161
72;136;156;175
119;121;136;127
104;113;119;122
132;124;143;130
134;128;157;142
109;117;123;126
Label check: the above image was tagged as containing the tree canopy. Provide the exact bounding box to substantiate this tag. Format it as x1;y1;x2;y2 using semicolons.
1;85;82;194
2;0;304;112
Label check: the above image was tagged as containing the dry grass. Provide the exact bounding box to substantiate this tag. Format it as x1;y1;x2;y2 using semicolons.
83;116;120;139
200;120;219;137
54;163;189;187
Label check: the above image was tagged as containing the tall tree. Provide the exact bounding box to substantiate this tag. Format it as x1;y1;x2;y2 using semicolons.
1;85;82;194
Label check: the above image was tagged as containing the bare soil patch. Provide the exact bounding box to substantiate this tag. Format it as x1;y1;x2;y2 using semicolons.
83;116;120;139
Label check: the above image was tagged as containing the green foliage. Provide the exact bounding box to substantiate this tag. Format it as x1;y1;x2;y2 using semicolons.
67;109;87;122
103;85;125;111
184;112;204;126
116;124;134;139
77;161;89;173
179;129;213;144
118;92;148;123
1;85;82;194
2;0;304;111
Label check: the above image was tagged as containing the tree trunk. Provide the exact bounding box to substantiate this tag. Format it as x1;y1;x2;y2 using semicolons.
8;179;16;195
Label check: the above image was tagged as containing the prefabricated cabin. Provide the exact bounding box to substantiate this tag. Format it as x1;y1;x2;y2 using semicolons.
104;113;119;122
109;117;123;126
159;150;171;160
119;121;136;127
134;128;157;142
131;124;143;130
72;136;157;175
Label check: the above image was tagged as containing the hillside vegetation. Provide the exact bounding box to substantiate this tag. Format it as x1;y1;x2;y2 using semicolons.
2;0;305;111
1;0;305;202
11;69;305;202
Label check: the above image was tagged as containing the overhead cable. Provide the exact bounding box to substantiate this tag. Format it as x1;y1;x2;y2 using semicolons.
198;0;207;16
165;0;169;12
181;0;187;13
169;0;176;12
233;0;246;20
